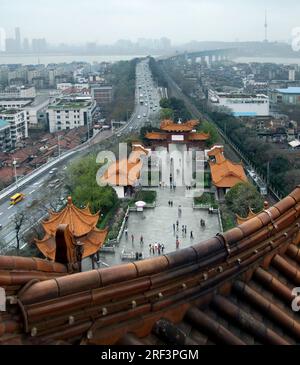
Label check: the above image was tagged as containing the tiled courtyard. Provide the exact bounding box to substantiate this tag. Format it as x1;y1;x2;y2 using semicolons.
97;185;221;268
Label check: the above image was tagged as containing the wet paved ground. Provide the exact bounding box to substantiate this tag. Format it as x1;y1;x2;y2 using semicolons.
93;185;221;268
82;143;219;270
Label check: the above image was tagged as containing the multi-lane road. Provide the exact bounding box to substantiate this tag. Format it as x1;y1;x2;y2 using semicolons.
0;58;161;252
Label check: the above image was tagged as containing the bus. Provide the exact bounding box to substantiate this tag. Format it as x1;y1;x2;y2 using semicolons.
10;193;25;205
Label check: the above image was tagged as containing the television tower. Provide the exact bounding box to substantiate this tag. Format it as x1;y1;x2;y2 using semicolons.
264;10;268;42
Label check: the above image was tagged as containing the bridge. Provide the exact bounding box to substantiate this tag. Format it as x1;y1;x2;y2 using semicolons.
161;47;238;64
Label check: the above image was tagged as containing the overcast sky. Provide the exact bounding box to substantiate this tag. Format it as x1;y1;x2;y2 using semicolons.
1;0;299;45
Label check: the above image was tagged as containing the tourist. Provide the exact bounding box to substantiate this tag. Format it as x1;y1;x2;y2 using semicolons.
158;244;161;255
171;201;174;207
161;244;165;253
173;223;176;232
152;245;155;255
159;181;162;188
140;235;144;245
190;231;194;239
154;243;158;254
149;244;152;254
131;234;135;245
178;206;182;218
185;226;187;235
136;252;139;260
176;220;179;230
176;239;180;250
125;228;128;240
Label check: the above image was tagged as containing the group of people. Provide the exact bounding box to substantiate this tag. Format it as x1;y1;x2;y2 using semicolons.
125;229;144;246
186;186;193;191
168;200;174;207
149;243;165;256
200;219;206;228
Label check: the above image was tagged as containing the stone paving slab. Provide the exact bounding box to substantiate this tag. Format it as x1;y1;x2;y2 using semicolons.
97;186;221;268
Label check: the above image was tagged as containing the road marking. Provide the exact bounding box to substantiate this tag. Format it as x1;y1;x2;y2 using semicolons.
29;190;36;195
39;184;44;188
8;214;15;220
7;205;14;210
33;182;40;186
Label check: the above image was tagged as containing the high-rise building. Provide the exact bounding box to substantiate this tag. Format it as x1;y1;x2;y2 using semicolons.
32;38;47;53
23;38;30;52
5;38;17;53
15;27;21;51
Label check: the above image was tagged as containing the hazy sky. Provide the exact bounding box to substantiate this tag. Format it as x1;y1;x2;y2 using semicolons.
1;0;299;45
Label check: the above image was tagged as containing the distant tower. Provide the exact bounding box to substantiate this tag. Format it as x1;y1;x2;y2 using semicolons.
264;10;268;42
15;27;21;51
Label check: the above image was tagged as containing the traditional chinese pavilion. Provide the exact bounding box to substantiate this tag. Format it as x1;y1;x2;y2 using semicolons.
1;187;300;345
146;119;210;149
100;143;150;198
35;196;108;265
208;145;248;200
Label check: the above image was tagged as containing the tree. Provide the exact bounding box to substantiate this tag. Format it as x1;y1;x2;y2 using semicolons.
225;182;264;218
198;120;219;147
160;108;174;121
14;212;26;254
65;154;118;216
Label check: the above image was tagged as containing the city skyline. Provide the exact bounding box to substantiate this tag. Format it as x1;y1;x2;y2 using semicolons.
1;0;300;45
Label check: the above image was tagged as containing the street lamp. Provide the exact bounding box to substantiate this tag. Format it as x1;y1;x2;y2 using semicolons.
12;159;18;188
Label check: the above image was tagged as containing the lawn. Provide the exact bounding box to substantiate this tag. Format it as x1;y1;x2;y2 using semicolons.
194;192;218;208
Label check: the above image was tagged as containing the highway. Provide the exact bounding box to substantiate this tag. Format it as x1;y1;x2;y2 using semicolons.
0;58;161;253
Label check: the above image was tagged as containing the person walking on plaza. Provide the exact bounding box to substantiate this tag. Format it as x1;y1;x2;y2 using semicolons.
149;244;152;255
140;235;144;245
161;244;165;253
178;206;182;218
158;244;161;255
131;234;134;245
190;231;194;240
176;220;179;231
125;228;128;240
176;239;180;250
173;223;176;233
185;226;187;235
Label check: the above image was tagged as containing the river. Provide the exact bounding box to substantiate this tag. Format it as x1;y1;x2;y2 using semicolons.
0;53;157;65
234;56;300;65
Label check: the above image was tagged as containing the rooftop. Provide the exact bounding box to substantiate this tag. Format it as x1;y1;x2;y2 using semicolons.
48;98;92;110
0;187;300;345
0;118;9;129
276;87;300;94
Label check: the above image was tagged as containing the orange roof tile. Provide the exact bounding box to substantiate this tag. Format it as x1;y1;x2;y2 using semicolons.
145;132;168;140
42;197;99;237
160;119;199;132
36;197;108;261
209;146;248;188
188;132;210;141
101;144;149;187
36;227;108;261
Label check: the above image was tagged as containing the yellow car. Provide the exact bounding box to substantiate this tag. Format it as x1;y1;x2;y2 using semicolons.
10;193;25;205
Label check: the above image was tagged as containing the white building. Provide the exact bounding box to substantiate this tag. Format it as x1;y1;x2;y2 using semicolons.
46;97;97;133
208;89;269;117
0;86;36;100
0;109;28;147
0;118;12;152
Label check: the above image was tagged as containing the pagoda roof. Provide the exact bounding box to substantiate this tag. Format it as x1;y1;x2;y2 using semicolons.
42;197;100;238
145;132;168;140
208;145;248;188
36;227;108;261
188;132;210;141
160;119;199;132
36;197;108;261
100;144;149;187
1;187;300;345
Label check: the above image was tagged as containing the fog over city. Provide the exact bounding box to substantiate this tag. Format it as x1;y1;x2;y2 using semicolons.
1;0;300;44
